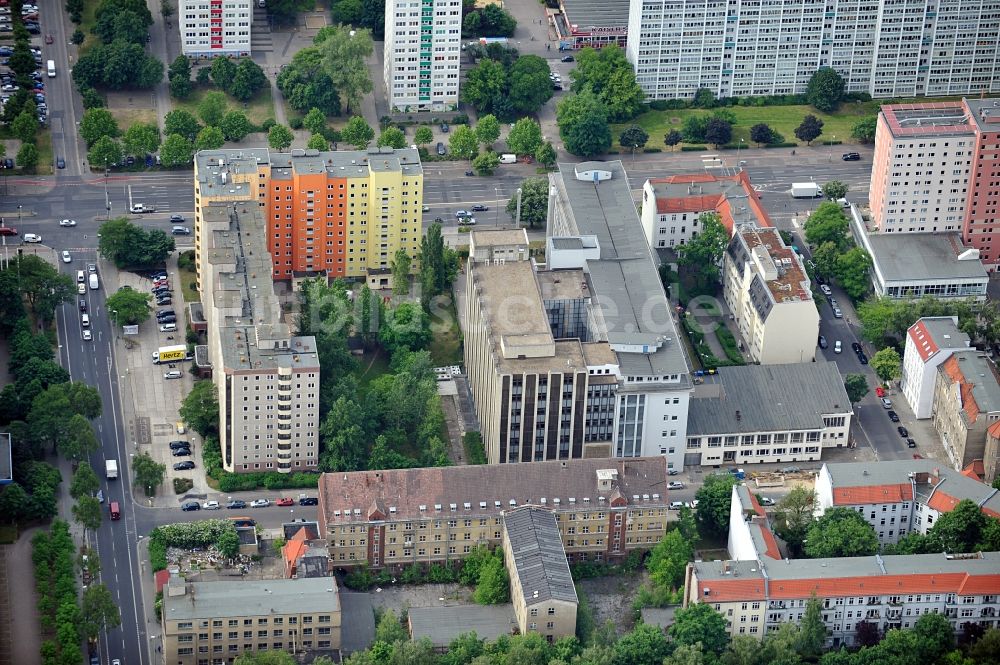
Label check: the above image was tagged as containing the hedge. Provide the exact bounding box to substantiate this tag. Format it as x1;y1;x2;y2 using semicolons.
680;145;709;151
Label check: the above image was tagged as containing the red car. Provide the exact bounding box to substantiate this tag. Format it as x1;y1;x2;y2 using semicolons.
275;497;294;506
875;386;885;398
0;226;17;236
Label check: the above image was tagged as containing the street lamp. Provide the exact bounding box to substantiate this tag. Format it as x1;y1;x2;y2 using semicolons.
494;187;500;226
737;138;744;167
829;135;836;162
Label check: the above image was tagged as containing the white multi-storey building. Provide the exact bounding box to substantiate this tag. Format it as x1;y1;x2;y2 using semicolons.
626;0;1000;101
383;0;461;113
901;317;971;419
179;0;251;57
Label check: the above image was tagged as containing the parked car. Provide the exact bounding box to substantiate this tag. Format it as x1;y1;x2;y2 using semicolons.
833;307;843;318
842;152;861;161
88;263;97;273
834;340;842;354
275;497;294;506
168;440;190;450
759;497;775;506
907;438;917;448
227;500;247;509
250;499;270;508
164;370;183;379
440;122;449;133
202;501;220;510
875;386;886;397
171;447;191;456
180;501;200;511
667;481;685;490
897;426;909;437
298;496;318;506
170;215;185;222
820;284;832;296
171;226;191;235
471;204;488;212
881;397;893;409
561;55;575;62
669;501;684;510
887;410;900;422
436;142;446;156
818;335;828;349
79;299;87;312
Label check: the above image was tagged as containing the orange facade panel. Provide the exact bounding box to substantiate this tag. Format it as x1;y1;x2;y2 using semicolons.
266;174;349;279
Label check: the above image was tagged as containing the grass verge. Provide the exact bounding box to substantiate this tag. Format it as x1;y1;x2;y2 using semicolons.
428;291;463;366
174;86;276;127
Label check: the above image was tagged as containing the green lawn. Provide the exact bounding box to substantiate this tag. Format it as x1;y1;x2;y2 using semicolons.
428;293;463;366
174;87;276;128
611;97;963;151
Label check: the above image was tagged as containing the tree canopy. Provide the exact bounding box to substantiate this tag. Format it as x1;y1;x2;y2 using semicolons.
676;212;729;291
694;473;738;537
105;286;152;326
98;218;175;269
804;507;879;558
806;68;845;112
504;177;547;228
557;88;611;157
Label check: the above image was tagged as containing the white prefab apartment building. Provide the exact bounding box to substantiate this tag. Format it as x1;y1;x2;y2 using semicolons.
901;317;971;420
384;0;461;113
626;0;1000;101
179;0;252;57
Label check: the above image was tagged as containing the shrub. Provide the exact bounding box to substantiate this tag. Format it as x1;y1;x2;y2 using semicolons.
463;432;487;464
172;478;193;494
289;116;303;130
452;114;469;125
260;118;276;131
680;145;708;151
645;147;662;153
764;142;798;148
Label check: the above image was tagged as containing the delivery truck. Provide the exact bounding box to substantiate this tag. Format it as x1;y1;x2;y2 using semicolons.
151;344;187;364
791;182;820;198
105;460;118;480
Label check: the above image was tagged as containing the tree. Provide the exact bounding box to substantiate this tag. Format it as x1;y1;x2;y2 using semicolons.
670;603;730;655
665;129;683;150
806;68;845;113
216;528;240;559
80;584;121;641
234;653;297;665
198;91;228;127
180;380;220;438
342;116;375;149
378;303;431;354
11;110;39;143
9;255;74;325
0;483;31;523
557;89;611;158
211;56;237;92
231;58;268;101
695;473;738;537
508;55;553;114
852;116;877;144
798;597;827;660
834;247;871;300
414;126;433;146
170;74;193;100
602;67;645;122
676;212;729;291
704;118;732;148
159;134;194;168
195;126;226;151
70;464;100;500
682;115;709;143
823;181;849;201
318;25;374;113
168;54;191;81
72;496;102;531
164;109;201;140
506;117;542;156
122;123;161;157
132;452;166;497
804;202;851;249
927;499;991;553
375;609;408;644
307;133;329;151
772;486;816;557
277;47;342;117
268;124;294;151
219;111;254;142
58;414;100;461
88;136;123;168
795;114;824;145
750;123;774;146
472;151;500;176
910;613;954;664
475;114;501;148
647;530;692;592
79;108;119;147
390;249;411;296
870;347;902;384
449;125;479;160
619;125;649;150
376;127;407;149
534;142;556;169
813;241;840;279
505;177;547;228
474;553;509;604
303;107;327;135
844;373;869;405
105;286;152;326
804;507;878;558
462;59;507;116
613;623;672;665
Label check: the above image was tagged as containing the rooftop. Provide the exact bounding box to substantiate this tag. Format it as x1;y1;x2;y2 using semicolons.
503;507;578;606
880;102;975;138
688;362;851;436
907;317;970;363
692;551;1000;602
647;171;772;235
938;351;1000;425
727;226;812;305
553;162;690;380
195;147;422;187
561;0;630;29
163;577;340;621
962;98;1000;132
863;233;988;283
408;605;516;647
318;457;669;526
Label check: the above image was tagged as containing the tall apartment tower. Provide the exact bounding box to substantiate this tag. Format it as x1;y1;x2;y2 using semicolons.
383;0;462;113
869;98;1000;270
626;0;1000;101
198;202;320;474
179;0;252;57
194;148;424;283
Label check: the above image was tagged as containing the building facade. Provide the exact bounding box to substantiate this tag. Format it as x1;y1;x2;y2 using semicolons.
626;1;1000;101
685;362;853;468
316;458;671;569
383;0;461;113
179;0;252;57
194;148;423;283
161;575;342;665
723;226;819;365
901;317;971;420
555;0;630;50
639;171;771;250
814;460;1000;546
199;204;321;473
932;351;1000;474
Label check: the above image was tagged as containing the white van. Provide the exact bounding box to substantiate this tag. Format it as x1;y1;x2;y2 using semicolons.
499;153;517;164
81;313;90;328
46;60;55;78
76;270;85;284
88;273;99;290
